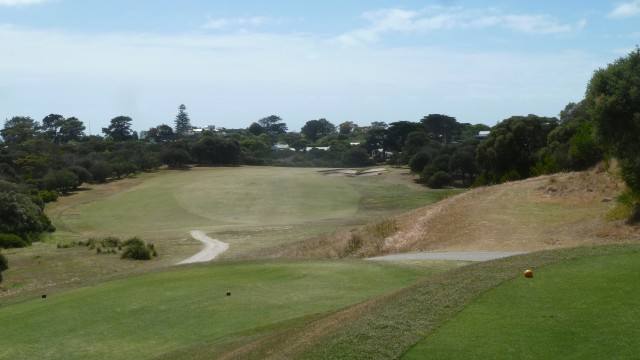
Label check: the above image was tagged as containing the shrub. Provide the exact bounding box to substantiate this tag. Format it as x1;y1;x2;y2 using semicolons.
409;151;432;173
89;161;112;183
530;156;561;177
68;165;93;187
0;191;52;240
122;236;144;248
0;250;8;283
120;237;155;260
428;171;452;188
121;243;152;260
101;236;121;248
44;170;78;194
0;233;28;249
39;190;60;203
343;148;372;167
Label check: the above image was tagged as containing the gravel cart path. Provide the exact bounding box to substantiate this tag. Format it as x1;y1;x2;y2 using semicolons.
176;230;229;265
368;251;528;262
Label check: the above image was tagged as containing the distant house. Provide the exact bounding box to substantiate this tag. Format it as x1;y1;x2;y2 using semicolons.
184;125;215;136
475;130;490;140
305;146;330;152
272;144;293;151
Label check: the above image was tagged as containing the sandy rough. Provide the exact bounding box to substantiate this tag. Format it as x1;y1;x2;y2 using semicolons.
176;230;229;265
368;251;528;262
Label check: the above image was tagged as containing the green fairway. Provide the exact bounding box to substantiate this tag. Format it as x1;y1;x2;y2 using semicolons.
49;166;457;259
0;259;458;360
403;252;640;359
58;167;360;233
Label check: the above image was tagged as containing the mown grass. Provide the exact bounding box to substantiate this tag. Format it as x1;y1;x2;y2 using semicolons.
219;244;639;359
47;167;453;256
0;259;461;360
404;250;640;359
3;167;452;303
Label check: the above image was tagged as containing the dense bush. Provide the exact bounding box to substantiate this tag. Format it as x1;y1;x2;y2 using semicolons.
122;236;144;248
343;148;372;167
89;161;112;183
120;237;155;260
44;169;78;194
68;165;93;185
0;233;28;248
101;236;121;248
121;242;151;260
409;151;431;173
0;191;53;241
38;189;59;203
0;249;8;283
428;171;452;188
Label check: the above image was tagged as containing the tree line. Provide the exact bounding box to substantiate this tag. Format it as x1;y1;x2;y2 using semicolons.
1;47;640;281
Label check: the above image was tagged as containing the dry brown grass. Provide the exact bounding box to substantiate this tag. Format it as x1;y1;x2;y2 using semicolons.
284;164;639;259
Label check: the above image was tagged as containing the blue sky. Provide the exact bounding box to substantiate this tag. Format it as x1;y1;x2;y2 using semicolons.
1;1;639;134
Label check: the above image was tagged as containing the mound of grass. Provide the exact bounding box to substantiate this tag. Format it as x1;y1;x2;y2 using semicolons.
405;250;640;359
0;259;457;360
225;244;638;359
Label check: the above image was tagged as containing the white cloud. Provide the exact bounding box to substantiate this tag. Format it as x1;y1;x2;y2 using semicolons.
333;6;585;45
502;15;586;35
0;0;49;5
0;19;597;131
202;16;277;30
608;1;640;18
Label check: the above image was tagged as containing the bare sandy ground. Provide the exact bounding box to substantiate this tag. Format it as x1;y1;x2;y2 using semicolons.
368;251;528;262
176;230;229;265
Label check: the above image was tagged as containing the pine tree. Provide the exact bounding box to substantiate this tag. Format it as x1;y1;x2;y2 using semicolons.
174;104;192;136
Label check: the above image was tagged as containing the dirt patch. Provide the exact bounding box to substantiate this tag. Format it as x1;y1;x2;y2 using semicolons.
320;168;387;177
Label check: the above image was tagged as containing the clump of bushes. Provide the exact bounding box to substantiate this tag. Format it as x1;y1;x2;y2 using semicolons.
58;235;157;260
38;190;60;203
121;237;157;260
0;233;29;249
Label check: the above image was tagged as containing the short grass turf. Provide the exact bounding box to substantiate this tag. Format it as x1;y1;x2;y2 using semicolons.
403;251;640;359
0;259;458;360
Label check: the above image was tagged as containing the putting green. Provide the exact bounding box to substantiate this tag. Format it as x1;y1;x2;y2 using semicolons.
403;252;640;359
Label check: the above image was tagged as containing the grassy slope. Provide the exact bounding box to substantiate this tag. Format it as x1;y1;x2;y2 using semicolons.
404;250;640;359
224;245;638;359
0;260;461;360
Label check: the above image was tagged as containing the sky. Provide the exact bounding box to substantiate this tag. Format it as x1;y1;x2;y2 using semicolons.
1;1;639;134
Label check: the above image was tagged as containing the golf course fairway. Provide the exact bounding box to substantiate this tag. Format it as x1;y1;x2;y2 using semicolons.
0;259;459;359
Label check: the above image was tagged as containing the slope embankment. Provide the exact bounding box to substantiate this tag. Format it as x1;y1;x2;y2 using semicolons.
382;167;628;254
281;166;635;259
